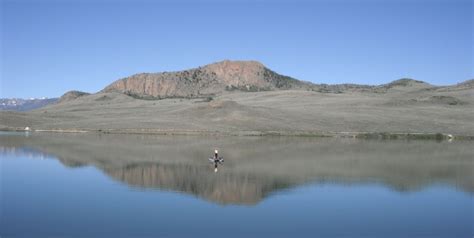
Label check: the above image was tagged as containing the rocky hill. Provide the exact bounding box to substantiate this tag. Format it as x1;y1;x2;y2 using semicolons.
1;60;473;137
100;60;449;97
58;90;90;103
102;60;310;99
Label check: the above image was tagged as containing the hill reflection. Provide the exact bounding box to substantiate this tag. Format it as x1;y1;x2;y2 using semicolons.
1;133;472;205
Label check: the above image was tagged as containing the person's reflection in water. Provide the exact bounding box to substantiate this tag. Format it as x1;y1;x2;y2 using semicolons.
210;149;224;173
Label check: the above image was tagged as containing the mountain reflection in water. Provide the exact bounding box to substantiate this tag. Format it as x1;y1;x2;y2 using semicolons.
1;133;472;205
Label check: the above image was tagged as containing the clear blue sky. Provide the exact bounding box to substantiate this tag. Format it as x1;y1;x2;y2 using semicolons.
1;0;472;98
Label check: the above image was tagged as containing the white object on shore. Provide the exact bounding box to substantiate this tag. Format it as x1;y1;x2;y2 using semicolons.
25;127;31;131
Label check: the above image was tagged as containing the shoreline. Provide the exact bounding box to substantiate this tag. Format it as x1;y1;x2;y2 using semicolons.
1;127;472;140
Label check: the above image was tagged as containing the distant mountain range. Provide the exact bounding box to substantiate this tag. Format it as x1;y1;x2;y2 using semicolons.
0;98;58;111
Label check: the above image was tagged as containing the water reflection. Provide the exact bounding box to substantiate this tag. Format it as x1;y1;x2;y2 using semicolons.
209;149;224;172
1;133;473;205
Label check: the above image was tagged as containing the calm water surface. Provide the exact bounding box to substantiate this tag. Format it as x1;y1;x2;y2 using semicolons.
1;133;473;237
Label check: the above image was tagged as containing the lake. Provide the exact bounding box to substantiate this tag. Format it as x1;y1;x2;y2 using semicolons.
1;132;472;237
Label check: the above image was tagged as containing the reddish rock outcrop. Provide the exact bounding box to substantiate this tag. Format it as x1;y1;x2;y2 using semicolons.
101;60;307;98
